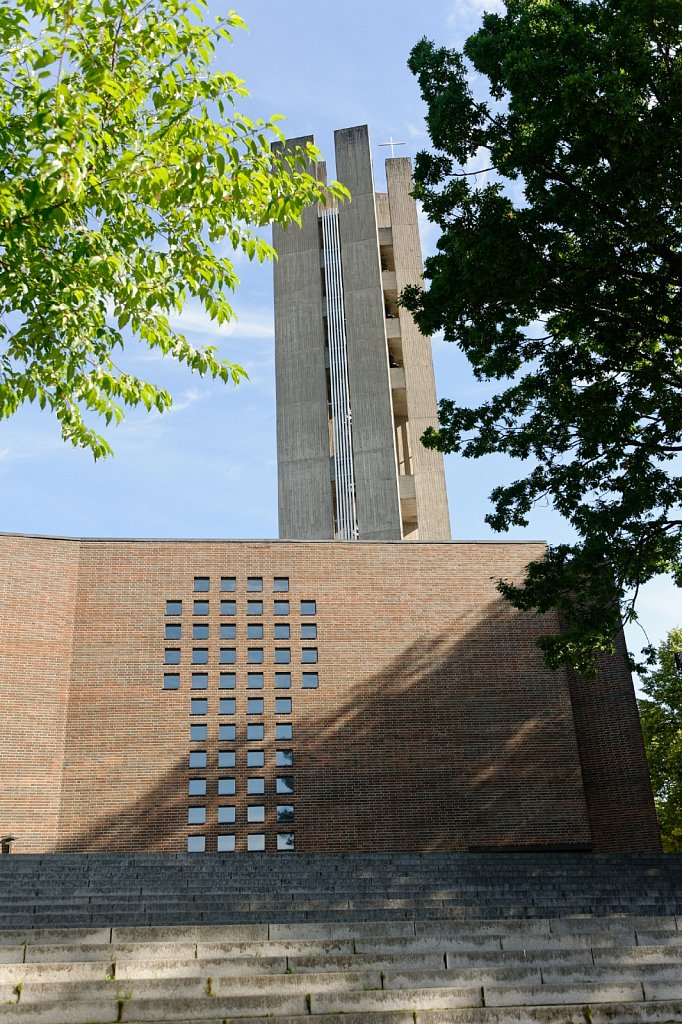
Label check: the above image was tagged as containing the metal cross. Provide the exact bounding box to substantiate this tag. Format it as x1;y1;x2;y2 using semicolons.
379;137;406;158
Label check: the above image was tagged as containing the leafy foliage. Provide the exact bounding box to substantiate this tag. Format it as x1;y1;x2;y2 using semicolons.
0;0;346;457
404;0;682;676
638;628;682;851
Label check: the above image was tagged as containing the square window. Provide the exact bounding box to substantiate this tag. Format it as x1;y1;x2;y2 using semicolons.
247;623;263;640
301;600;316;616
163;674;180;690
248;648;264;664
166;600;182;616
274;577;289;592
219;723;236;742
247;834;266;851
302;672;319;689
218;778;236;795
220;623;236;640
219;698;236;715
247;750;265;768
275;648;291;664
188;778;206;796
190;699;208;715
165;623;181;640
164;648;180;665
247;805;265;823
277;805;294;822
247;577;263;592
189;751;207;768
220;600;236;616
247;698;264;715
220;648;236;664
218;806;235;824
192;623;209;640
275;698;292;715
218;750;236;768
302;648;318;664
301;624;317;639
191;673;208;690
277;833;295;851
275;672;291;689
247;723;264;740
274;600;290;616
247;600;263;616
247;777;265;795
221;577;236;592
219;672;236;689
192;648;209;665
193;600;209;616
194;577;210;592
187;806;206;824
217;834;235;852
276;749;293;767
190;724;207;741
275;723;293;740
274;624;290;640
187;835;205;853
276;776;294;795
247;672;264;689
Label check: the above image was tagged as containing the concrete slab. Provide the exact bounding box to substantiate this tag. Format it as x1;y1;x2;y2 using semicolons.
112;924;267;943
197;938;355;959
115;954;287;980
311;985;483;1014
483;980;644;1006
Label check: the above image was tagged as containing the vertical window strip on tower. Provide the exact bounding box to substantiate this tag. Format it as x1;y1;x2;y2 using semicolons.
321;206;359;540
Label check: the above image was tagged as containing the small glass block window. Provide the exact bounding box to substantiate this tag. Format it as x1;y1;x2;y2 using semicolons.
187;835;205;853
247;600;263;616
275;698;292;715
191;673;208;690
273;577;289;592
275;672;291;689
247;648;264;664
275;648;291;664
190;724;207;741
193;623;209;640
247;750;265;768
219;723;236;742
274;624;290;640
218;806;236;824
163;674;180;690
247;623;263;640
247;777;265;795
220;623;236;640
192;648;209;665
220;648;236;664
276;776;294;795
247;834;266;851
166;600;182;616
221;577;236;592
247;698;264;715
247;672;264;689
276;749;293;767
219;698;236;715
164;648;180;665
218;778;236;796
274;601;290;616
247;723;264;740
301;600;316;616
277;833;295;851
193;600;209;616
188;778;206;796
165;623;181;640
194;577;210;592
247;805;265;823
302;648;318;664
302;672;319;689
301;624;317;639
188;751;207;768
275;723;293;740
218;751;236;768
247;577;263;592
187;807;206;824
217;834;235;852
220;600;236;616
190;699;208;715
219;672;236;690
277;805;294;822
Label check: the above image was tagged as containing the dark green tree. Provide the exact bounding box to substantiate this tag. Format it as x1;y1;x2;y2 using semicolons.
405;0;682;676
638;628;682;851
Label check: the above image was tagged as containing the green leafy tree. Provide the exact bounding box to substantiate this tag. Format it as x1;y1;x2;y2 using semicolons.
404;0;682;676
638;628;682;851
0;0;346;457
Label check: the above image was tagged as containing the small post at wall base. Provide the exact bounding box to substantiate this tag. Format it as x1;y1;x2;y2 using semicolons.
1;836;16;855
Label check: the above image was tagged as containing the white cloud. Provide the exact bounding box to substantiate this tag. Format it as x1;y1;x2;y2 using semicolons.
168;304;274;340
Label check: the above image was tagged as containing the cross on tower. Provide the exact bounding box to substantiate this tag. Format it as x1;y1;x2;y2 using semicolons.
379;137;406;158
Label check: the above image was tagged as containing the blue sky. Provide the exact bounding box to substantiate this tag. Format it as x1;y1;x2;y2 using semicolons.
0;0;677;666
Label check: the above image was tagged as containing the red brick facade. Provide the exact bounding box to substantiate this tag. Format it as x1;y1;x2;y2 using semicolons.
0;534;660;854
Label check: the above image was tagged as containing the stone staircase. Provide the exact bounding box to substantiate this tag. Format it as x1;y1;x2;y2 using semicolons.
0;853;681;1022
